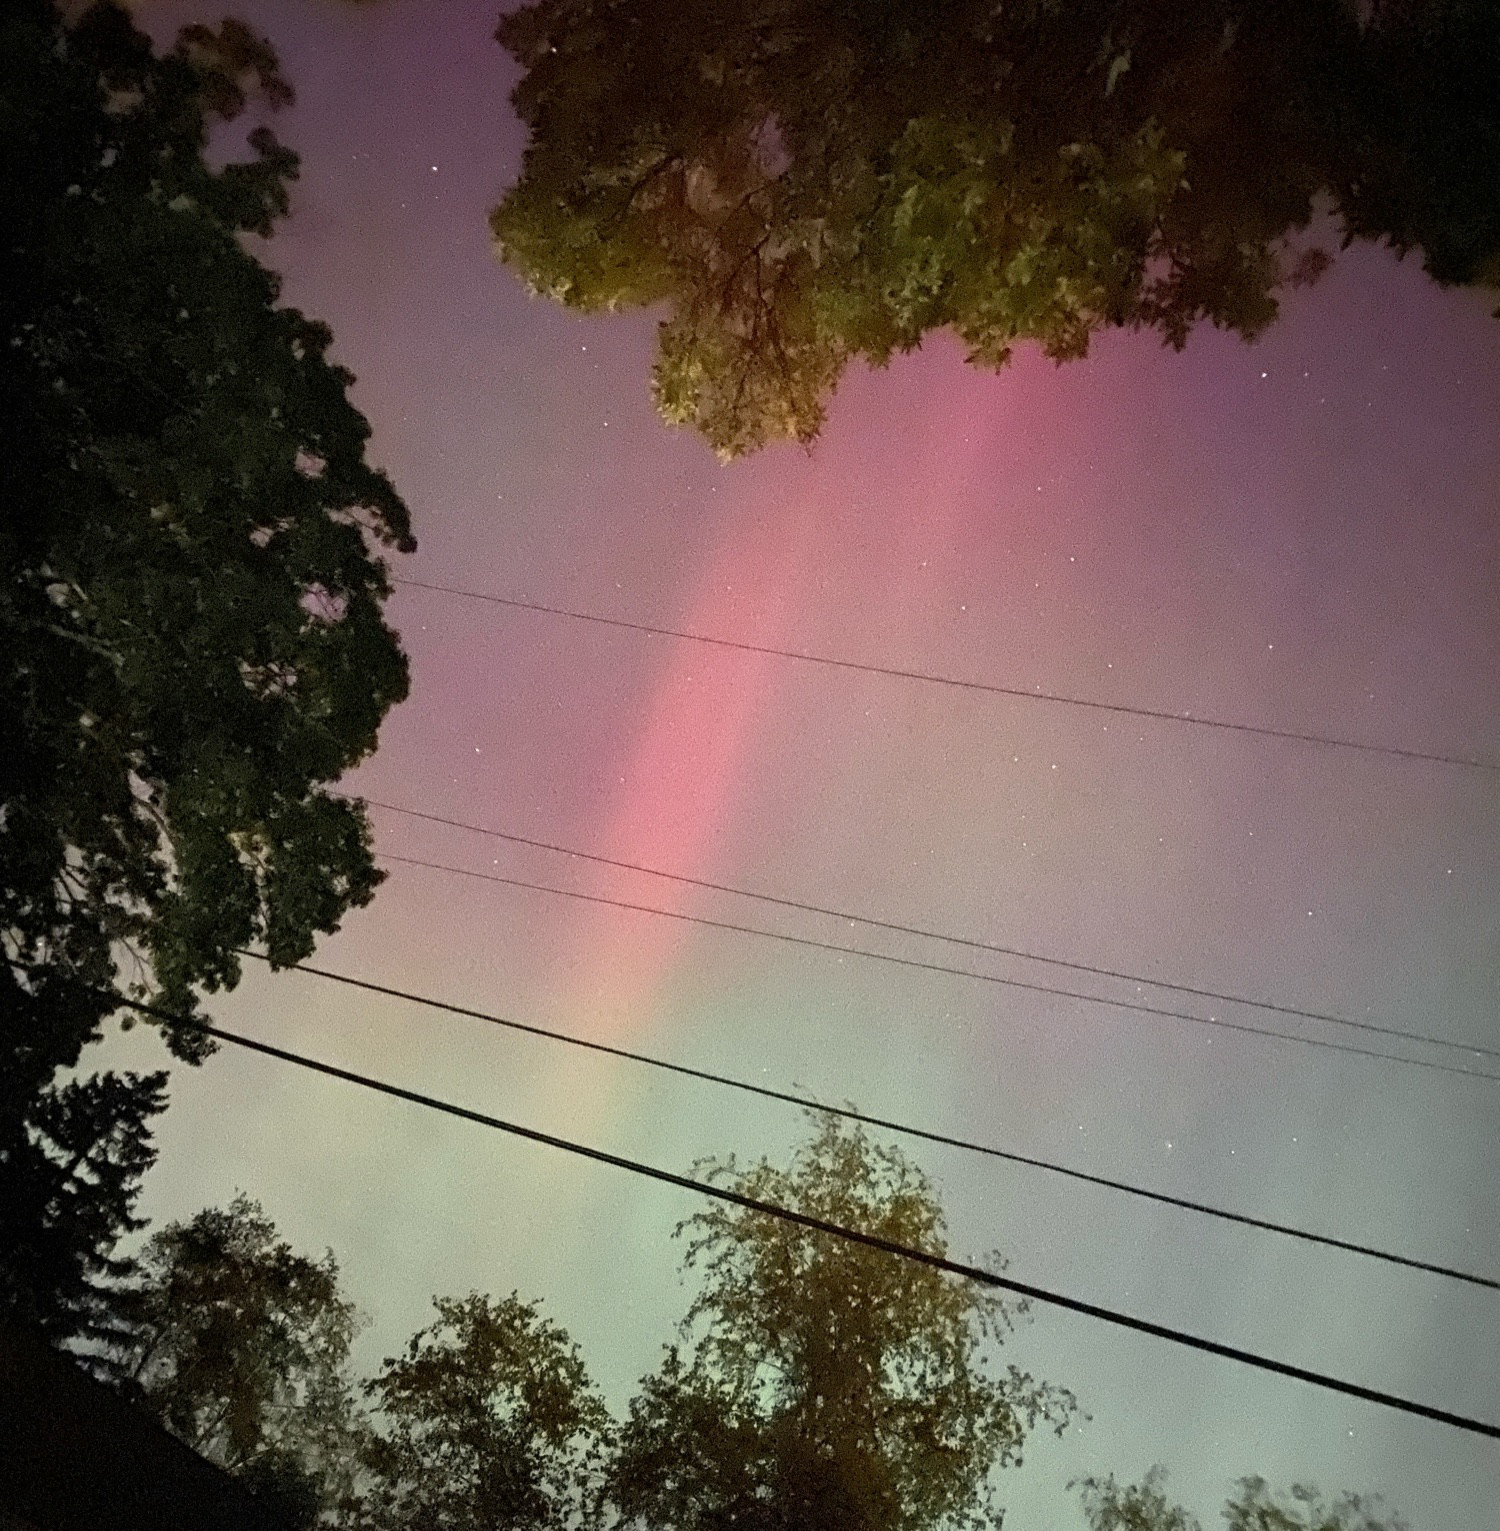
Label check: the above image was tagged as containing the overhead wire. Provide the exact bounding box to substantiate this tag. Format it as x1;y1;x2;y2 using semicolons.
375;851;1500;1085
351;796;1500;1065
108;990;1500;1442
241;951;1500;1292
392;576;1500;775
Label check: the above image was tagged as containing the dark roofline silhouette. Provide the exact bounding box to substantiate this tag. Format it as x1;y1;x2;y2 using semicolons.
0;1319;291;1531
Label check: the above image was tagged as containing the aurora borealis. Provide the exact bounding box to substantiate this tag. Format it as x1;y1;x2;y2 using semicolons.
104;2;1499;1524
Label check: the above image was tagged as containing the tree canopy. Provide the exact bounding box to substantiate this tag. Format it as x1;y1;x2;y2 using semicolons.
1;0;413;1115
52;1151;1412;1531
110;1194;365;1526
492;0;1500;457
607;1118;1076;1531
358;1291;610;1531
1075;1467;1409;1531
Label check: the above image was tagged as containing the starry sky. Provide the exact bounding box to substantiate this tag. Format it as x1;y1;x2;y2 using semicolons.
108;2;1499;1525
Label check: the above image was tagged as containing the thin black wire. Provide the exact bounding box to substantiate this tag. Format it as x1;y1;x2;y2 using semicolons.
353;796;1500;1065
377;851;1500;1085
392;577;1500;774
110;991;1500;1441
244;952;1499;1292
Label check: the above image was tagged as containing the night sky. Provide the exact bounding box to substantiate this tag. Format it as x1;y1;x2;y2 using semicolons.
109;2;1499;1525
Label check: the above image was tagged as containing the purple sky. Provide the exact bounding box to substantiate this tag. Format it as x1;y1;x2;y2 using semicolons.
111;2;1499;1524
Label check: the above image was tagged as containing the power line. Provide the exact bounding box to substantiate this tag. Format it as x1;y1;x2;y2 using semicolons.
353;796;1500;1065
392;577;1500;774
376;851;1500;1085
110;991;1500;1442
243;951;1499;1292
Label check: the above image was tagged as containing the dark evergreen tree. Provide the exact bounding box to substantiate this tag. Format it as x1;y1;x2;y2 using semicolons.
0;1067;165;1348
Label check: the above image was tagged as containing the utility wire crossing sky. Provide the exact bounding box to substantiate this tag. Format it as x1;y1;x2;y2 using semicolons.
394;576;1500;773
243;951;1500;1292
353;796;1500;1064
377;851;1500;1083
112;991;1500;1444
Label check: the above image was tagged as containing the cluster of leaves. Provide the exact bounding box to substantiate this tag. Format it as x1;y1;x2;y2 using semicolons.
354;1291;610;1531
1;0;412;1339
492;0;1500;456
106;1128;1408;1531
114;1195;367;1511
609;1118;1076;1531
104;1124;1077;1531
1076;1466;1407;1531
1;0;412;1066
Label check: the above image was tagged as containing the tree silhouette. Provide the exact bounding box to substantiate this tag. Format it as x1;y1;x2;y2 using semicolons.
2;0;412;1128
1074;1467;1409;1531
114;1195;366;1522
608;1117;1076;1531
1075;1468;1202;1531
357;1291;610;1531
492;0;1500;456
0;1066;165;1348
